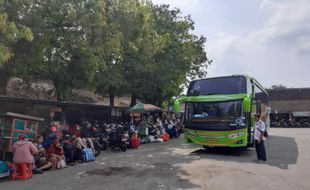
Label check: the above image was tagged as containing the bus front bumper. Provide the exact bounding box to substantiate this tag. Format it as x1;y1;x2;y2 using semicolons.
184;129;248;147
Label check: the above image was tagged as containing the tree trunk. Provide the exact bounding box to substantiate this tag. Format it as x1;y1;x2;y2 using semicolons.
131;93;137;106
0;86;6;95
0;70;10;95
109;89;115;106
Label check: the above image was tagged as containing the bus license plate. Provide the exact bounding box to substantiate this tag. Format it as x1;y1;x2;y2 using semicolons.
206;139;217;144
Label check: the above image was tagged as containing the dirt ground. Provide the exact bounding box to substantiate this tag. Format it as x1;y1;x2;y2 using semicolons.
0;128;309;190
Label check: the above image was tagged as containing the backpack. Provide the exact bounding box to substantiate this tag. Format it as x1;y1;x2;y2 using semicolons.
263;130;268;138
263;122;268;138
82;148;96;162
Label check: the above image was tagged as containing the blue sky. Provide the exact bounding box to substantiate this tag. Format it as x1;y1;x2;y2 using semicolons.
152;0;310;88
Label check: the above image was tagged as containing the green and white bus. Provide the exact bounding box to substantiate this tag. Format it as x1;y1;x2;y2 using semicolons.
174;75;269;148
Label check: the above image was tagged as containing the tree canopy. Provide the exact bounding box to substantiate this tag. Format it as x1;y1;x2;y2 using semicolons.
0;0;211;106
269;84;287;90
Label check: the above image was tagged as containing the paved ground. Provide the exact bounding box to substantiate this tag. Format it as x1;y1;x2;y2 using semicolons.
1;128;310;190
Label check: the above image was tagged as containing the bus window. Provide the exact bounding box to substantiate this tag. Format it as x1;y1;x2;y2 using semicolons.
254;85;268;115
188;76;247;96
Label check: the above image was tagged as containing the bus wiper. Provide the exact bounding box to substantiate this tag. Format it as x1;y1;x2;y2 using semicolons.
201;93;222;95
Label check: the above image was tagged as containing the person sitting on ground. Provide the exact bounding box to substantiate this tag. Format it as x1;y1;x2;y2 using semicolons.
42;125;57;149
156;117;163;128
166;120;176;138
69;124;87;150
12;134;40;173
129;123;136;136
33;135;52;172
62;134;77;166
48;140;66;169
176;118;183;136
69;135;85;162
81;122;95;152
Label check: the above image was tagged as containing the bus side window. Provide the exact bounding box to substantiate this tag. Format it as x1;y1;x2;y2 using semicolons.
256;100;262;115
253;84;265;115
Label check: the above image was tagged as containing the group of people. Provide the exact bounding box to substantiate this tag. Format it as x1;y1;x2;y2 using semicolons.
133;115;182;142
12;121;97;174
10;114;183;176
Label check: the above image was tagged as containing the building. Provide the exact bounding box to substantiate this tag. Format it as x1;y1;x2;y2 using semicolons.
267;88;310;127
0;95;129;132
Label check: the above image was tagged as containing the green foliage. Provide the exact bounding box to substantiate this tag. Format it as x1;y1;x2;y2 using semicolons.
0;0;211;105
122;3;211;106
0;10;33;66
269;84;287;90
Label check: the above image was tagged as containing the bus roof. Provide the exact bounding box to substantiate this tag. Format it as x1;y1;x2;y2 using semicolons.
191;74;268;95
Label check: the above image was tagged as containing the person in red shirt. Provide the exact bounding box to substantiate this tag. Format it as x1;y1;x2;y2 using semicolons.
48;140;65;169
69;124;87;150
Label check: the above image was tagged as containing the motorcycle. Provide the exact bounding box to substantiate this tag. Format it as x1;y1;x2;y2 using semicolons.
108;125;129;152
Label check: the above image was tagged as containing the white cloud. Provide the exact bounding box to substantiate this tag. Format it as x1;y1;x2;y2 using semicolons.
259;0;276;9
209;32;240;59
208;0;310;87
152;0;310;87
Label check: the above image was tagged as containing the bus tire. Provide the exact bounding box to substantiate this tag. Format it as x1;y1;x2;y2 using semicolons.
247;143;254;148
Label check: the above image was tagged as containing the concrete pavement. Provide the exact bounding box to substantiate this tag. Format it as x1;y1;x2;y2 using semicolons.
0;128;309;190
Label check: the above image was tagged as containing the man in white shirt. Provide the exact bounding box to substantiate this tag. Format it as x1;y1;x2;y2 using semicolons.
254;114;267;162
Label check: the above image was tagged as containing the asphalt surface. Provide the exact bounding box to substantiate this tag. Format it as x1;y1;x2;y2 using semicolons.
0;128;309;190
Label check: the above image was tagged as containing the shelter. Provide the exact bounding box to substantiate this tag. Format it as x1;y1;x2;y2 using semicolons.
0;95;129;132
267;88;310;127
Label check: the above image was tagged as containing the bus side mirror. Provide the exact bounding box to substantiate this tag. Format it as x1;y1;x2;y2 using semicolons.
243;96;251;112
174;99;181;113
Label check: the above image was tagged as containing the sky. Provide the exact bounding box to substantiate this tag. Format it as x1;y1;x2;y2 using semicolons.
151;0;310;88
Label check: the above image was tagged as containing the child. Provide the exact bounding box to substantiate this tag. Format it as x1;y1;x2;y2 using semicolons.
33;135;52;172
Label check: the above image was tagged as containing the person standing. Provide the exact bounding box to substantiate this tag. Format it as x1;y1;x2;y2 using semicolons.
254;114;267;163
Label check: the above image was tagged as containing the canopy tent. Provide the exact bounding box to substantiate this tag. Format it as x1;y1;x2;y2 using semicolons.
128;103;161;113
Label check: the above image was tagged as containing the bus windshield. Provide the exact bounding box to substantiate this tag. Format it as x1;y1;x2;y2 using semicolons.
187;76;246;96
185;100;244;128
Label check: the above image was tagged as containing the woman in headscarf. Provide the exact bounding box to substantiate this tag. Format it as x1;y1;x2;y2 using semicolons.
12;134;46;173
12;134;38;165
13;134;38;164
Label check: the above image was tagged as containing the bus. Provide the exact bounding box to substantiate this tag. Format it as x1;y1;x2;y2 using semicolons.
174;74;269;148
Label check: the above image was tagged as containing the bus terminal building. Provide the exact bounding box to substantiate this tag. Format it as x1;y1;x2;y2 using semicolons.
267;88;310;127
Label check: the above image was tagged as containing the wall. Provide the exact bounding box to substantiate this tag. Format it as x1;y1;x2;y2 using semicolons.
270;100;310;113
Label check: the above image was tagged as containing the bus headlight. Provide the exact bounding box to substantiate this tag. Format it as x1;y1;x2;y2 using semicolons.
228;132;243;139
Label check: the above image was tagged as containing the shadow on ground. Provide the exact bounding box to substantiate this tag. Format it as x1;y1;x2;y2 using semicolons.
186;135;298;169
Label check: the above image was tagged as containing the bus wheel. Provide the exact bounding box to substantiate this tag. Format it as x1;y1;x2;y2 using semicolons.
247;143;254;148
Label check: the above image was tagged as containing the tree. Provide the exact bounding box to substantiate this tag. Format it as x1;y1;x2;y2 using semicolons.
0;0;33;94
1;0;211;106
2;0;108;100
270;84;287;90
123;3;211;106
94;0;128;105
148;4;211;106
0;1;33;67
